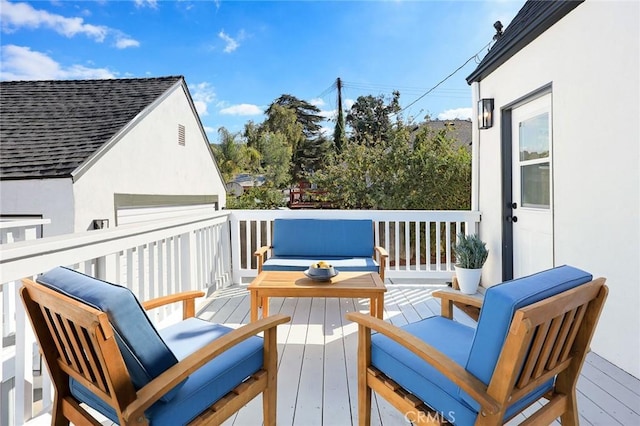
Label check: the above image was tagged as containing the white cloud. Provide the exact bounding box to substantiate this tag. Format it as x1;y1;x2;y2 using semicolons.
318;109;336;120
115;35;140;49
134;0;158;9
190;82;217;116
218;30;239;53
344;98;355;110
0;0;139;48
218;29;246;53
309;98;325;107
438;107;472;120
0;45;115;80
219;104;263;116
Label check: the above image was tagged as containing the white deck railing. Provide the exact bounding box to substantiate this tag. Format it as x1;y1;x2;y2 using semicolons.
229;209;481;282
0;209;479;424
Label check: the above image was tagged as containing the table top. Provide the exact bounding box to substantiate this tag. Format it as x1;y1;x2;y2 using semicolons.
248;271;386;294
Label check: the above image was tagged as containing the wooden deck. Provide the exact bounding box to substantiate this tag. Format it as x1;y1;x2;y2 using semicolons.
197;281;640;426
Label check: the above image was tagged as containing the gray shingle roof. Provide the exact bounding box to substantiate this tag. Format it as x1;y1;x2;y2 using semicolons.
466;0;583;83
0;76;183;179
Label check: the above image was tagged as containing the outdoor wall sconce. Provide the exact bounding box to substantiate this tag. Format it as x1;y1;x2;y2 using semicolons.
478;98;494;129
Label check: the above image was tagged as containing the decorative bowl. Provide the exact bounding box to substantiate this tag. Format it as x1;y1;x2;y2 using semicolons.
305;262;338;281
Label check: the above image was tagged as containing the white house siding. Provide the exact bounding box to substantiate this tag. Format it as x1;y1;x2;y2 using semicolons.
474;1;639;377
72;83;226;231
0;178;74;236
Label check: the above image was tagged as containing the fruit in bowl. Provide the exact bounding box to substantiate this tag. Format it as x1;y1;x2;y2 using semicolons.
308;261;336;278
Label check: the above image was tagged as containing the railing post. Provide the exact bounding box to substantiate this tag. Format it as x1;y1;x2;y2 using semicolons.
220;220;233;288
180;231;198;292
229;213;242;285
14;280;34;424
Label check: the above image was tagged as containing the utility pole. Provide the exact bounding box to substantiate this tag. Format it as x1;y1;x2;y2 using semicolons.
333;77;345;153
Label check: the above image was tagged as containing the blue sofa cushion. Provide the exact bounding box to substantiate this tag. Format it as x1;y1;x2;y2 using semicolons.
271;219;374;258
262;256;379;272
461;265;593;410
37;267;182;402
70;318;265;425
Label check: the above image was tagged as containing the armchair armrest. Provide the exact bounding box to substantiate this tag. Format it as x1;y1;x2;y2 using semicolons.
142;290;205;320
345;312;499;415
254;245;272;273
374;246;388;281
124;313;291;422
432;286;484;320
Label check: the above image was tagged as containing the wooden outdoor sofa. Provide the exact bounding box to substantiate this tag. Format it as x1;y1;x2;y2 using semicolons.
254;218;388;281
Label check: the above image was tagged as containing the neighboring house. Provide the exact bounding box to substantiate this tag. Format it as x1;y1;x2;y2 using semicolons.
424;118;473;149
0;76;226;236
467;0;639;378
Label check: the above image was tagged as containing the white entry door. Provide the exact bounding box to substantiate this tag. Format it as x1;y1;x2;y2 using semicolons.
511;94;554;278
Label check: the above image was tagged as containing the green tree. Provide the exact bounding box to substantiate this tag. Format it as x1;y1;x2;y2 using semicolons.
311;121;470;210
346;91;401;146
210;127;260;182
258;131;292;189
264;95;331;182
266;94;324;138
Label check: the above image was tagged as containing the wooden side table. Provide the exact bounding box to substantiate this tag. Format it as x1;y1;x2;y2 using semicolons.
248;271;386;322
432;276;485;321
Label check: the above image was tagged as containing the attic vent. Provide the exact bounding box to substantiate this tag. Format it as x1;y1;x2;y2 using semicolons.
178;124;185;146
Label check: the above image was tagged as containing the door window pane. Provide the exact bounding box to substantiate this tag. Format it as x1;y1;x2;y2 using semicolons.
519;113;549;161
521;162;550;208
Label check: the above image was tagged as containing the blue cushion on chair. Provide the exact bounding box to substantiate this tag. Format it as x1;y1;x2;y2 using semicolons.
272;219;374;258
262;256;379;272
70;318;265;425
37;267;182;402
460;265;593;410
371;316;477;425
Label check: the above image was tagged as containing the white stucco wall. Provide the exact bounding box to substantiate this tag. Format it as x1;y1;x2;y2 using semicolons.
0;178;74;236
474;0;639;377
72;83;226;231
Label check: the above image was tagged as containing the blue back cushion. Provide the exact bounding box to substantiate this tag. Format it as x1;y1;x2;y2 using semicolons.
461;265;592;407
37;267;182;402
272;219;374;258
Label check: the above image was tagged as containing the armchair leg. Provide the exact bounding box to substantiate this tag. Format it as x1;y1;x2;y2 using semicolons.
263;326;278;426
357;324;372;426
358;383;372;426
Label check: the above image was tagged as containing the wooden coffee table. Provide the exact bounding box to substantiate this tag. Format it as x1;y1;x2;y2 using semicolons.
248;271;386;322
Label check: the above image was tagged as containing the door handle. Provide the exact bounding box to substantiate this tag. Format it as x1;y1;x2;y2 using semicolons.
507;215;518;223
511;202;518;209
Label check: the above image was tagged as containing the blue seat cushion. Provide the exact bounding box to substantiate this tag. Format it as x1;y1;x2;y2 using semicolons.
371;316;555;425
371;316;477;425
262;256;379;272
37;267;182;402
70;318;264;425
461;265;592;410
272;219;374;258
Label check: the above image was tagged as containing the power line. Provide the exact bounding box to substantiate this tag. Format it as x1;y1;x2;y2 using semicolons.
395;40;493;116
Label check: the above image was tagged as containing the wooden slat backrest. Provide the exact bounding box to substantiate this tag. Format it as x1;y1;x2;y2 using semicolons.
487;278;608;411
20;278;137;419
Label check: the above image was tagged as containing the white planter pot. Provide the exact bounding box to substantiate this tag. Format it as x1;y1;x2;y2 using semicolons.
454;266;482;294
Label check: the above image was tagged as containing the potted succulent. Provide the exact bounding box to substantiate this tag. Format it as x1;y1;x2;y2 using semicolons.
453;233;489;294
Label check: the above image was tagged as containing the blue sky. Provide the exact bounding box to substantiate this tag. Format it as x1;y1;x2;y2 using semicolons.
0;0;522;143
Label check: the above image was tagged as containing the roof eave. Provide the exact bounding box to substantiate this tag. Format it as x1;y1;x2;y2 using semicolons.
466;0;583;84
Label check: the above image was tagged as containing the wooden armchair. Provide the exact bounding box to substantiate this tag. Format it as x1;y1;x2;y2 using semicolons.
346;265;608;425
21;267;290;425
